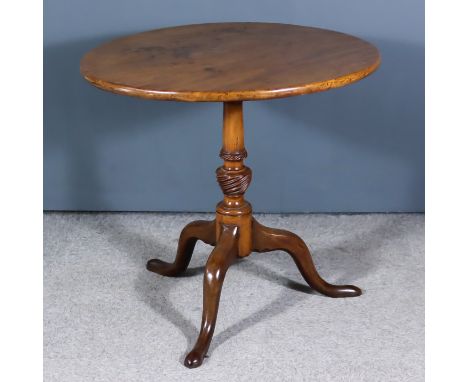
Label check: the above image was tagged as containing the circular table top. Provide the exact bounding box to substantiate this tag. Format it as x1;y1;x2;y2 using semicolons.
80;22;380;102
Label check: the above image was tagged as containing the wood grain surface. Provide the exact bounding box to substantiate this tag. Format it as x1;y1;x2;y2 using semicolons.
80;22;380;102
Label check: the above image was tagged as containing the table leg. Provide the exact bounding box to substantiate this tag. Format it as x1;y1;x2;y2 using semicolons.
251;218;361;297
146;220;216;276
184;224;239;368
147;101;361;368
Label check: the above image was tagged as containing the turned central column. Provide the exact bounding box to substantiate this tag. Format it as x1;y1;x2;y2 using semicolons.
215;101;252;257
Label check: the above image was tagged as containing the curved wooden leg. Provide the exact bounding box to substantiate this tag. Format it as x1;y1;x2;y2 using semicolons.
184;224;239;368
252;219;361;298
146;220;216;277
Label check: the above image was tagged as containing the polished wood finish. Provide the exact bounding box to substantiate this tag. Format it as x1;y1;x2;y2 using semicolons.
184;224;239;368
252;219;361;297
146;220;216;276
216;102;252;258
80;22;380;102
81;23;378;368
145;101;362;367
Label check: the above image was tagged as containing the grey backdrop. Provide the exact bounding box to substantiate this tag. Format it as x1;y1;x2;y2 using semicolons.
44;0;424;212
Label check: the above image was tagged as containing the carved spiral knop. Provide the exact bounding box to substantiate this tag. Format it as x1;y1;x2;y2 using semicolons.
216;166;252;196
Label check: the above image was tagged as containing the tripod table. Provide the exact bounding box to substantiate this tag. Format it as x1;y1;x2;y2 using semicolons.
80;22;380;368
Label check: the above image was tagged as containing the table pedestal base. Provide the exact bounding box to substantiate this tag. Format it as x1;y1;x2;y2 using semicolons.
146;101;361;368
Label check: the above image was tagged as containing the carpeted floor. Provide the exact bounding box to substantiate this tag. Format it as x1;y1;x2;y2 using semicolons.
43;213;424;382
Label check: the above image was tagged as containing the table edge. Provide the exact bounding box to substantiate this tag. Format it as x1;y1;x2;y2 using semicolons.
81;54;379;102
79;23;381;102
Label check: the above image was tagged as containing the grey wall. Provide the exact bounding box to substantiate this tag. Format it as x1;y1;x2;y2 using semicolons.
44;0;424;212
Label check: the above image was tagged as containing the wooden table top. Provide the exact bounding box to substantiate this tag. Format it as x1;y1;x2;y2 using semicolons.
80;22;380;102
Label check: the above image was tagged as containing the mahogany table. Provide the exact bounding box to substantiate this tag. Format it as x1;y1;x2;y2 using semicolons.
80;22;380;368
